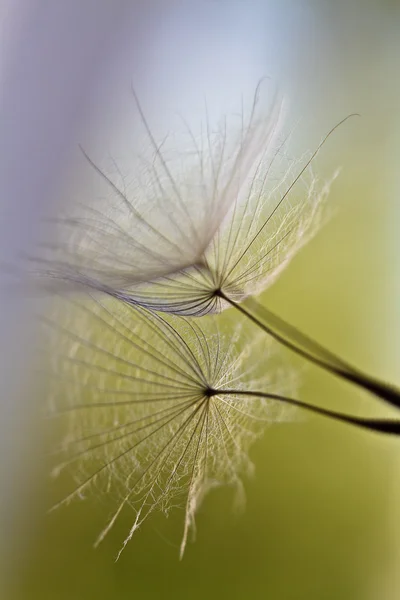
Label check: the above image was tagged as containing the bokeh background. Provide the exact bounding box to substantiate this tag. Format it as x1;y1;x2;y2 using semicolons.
2;1;400;599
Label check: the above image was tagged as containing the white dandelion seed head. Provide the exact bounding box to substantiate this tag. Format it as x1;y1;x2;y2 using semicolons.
43;294;297;557
31;81;345;323
35;81;285;294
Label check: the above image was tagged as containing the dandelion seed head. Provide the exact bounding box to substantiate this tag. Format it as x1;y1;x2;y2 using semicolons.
43;294;297;556
36;82;282;287
33;82;336;319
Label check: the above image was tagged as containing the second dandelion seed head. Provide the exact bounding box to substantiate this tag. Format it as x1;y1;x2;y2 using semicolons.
44;294;296;558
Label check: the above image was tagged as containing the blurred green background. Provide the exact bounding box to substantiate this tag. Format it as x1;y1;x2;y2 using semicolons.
9;1;400;599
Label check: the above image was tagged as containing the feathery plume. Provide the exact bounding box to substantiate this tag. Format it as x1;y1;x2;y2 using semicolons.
43;295;400;558
36;80;289;295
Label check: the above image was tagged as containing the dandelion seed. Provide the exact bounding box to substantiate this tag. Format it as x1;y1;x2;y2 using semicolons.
35;81;287;293
32;81;331;323
43;295;400;558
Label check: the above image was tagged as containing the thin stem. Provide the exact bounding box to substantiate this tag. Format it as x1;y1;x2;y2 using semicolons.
218;291;400;412
213;389;400;436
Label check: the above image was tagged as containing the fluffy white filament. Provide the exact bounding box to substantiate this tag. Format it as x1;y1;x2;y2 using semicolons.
34;83;333;317
43;294;295;558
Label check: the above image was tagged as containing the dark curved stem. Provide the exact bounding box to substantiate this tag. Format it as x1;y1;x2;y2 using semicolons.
212;388;400;436
218;292;400;412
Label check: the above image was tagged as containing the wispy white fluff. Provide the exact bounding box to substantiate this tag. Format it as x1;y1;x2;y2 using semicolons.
43;294;296;558
34;83;339;316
